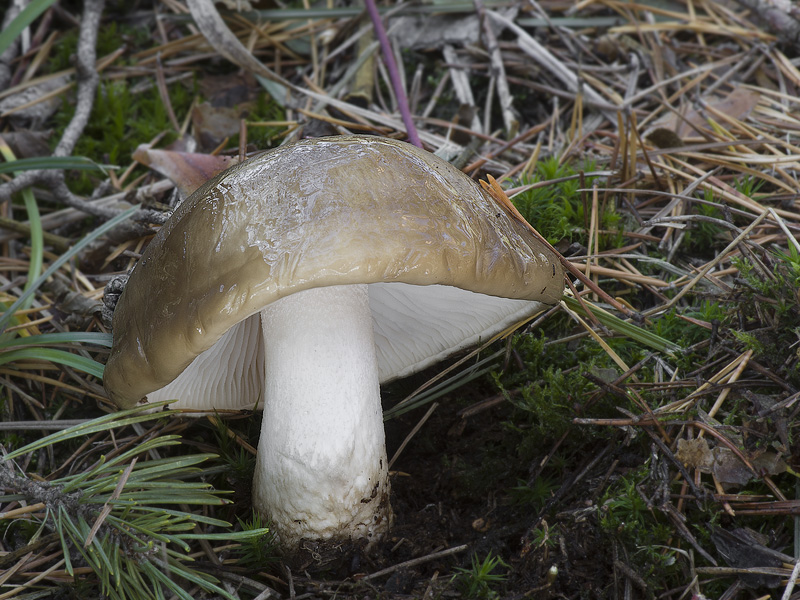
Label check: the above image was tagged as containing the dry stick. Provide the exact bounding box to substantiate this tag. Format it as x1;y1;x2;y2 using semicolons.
84;457;137;547
362;544;469;581
662;155;797;215
561;300;629;373
0;502;47;520
781;558;800;600
186;0;448;149
0;216;71;252
0;557;68;599
486;10;617;122
733;0;800;49
463;123;547;174
0;179;173;246
656;351;754;413
565;278;602;331
441;45;476;121
628;111;663;189
155;53;181;132
0;0;25;91
704;349;753;421
769;207;800;254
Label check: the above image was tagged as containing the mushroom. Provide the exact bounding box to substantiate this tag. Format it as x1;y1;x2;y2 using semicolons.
104;135;564;550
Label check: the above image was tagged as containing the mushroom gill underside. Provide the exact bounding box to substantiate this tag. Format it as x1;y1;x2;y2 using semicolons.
145;281;544;410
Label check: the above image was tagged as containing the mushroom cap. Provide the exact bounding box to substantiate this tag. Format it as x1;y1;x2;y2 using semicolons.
104;136;564;408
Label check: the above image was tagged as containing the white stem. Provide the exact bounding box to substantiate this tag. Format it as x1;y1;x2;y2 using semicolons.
253;284;392;547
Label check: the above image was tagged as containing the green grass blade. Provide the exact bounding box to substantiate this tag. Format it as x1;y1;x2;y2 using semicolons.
0;204;140;332
0;347;105;378
0;156;114;175
0;143;44;312
59;455;109;494
384;349;504;420
55;506;75;576
0;0;58;56
563;296;682;354
2;401;176;461
20;186;43;311
0;331;113;349
140;562;197;600
179;529;270;541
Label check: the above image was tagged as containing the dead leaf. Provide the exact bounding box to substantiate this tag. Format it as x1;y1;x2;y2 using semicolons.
471;518;490;532
712;447;786;487
676;437;714;470
133;145;240;197
192;102;248;151
645;87;761;140
677;437;786;487
0;75;70;125
710;527;782;588
198;73;259;108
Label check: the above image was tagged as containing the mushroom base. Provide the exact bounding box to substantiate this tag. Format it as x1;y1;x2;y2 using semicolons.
253;284;392;549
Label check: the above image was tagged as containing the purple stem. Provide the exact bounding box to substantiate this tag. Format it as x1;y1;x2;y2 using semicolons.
364;0;423;148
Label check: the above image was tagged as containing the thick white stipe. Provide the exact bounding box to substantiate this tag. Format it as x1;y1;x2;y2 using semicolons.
252;284;391;545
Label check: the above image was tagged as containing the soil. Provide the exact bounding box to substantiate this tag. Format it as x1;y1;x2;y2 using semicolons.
279;389;635;600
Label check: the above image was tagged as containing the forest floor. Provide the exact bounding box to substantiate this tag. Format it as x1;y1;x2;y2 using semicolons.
2;0;800;598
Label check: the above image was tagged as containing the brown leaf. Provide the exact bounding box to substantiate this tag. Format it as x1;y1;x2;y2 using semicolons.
647;87;761;139
676;437;714;470
198;73;258;109
192;102;248;151
133;145;240;197
712;447;786;487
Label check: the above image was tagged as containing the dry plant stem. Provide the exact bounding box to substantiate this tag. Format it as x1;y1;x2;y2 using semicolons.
388;401;439;470
54;0;104;158
464;124;547;173
362;544;469;581
0;216;71;252
486;11;615;121
474;0;517;135
0;469;86;519
363;0;422;148
184;0;430;149
185;0;286;86
83;458;136;547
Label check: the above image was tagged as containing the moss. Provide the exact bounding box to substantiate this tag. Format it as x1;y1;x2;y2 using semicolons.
598;467;683;587
230;92;287;151
724;250;800;388
51;79;193;194
512;157;619;246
